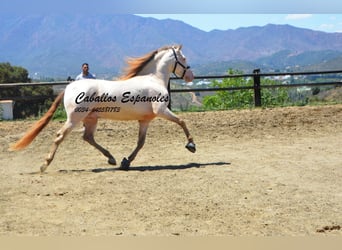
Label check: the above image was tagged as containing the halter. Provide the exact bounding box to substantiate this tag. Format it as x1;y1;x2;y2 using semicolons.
171;48;190;79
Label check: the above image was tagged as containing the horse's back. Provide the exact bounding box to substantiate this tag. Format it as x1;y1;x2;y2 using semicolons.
64;77;169;121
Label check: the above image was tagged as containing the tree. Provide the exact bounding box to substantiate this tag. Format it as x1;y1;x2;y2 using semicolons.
203;69;254;109
0;62;53;118
203;69;289;110
0;62;30;83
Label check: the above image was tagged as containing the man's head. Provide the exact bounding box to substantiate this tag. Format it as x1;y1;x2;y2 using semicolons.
82;63;89;74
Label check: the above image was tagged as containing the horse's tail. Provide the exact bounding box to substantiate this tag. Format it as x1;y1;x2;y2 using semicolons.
9;91;65;151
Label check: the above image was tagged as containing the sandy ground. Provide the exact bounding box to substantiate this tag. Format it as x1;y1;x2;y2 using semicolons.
0;105;342;236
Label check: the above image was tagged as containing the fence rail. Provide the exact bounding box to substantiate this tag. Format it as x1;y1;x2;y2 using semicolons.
1;69;342;107
171;69;342;106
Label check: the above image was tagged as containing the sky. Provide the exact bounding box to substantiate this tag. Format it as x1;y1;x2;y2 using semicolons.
1;0;342;33
1;0;342;14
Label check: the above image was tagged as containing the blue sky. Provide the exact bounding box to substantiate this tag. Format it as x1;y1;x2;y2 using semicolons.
1;0;342;14
1;0;342;33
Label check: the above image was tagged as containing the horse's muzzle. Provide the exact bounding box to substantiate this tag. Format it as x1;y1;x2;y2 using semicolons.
184;69;194;83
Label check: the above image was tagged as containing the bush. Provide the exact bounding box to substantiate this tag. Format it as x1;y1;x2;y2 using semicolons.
203;69;290;110
52;105;67;120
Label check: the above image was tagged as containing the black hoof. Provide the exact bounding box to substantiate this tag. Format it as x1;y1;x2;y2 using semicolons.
119;157;130;170
186;142;196;153
108;157;117;165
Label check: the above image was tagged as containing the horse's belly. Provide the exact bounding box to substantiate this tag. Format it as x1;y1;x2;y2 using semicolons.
96;104;157;121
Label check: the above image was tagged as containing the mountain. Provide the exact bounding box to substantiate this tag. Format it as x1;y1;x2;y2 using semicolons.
1;14;342;78
258;50;342;69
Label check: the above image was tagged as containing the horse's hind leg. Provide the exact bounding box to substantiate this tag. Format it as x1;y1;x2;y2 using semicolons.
120;120;150;170
158;108;196;153
83;115;116;165
40;121;74;173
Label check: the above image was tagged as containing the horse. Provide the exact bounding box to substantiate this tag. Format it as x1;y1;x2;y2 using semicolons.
10;45;196;172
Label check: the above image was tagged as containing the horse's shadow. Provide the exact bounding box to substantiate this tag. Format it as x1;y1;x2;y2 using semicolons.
56;161;230;174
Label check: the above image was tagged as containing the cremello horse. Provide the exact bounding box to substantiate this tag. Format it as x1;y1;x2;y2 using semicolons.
10;45;196;172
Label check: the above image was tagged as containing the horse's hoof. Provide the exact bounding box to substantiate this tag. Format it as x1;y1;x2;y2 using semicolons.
186;142;196;153
119;157;130;171
40;165;47;173
108;157;117;165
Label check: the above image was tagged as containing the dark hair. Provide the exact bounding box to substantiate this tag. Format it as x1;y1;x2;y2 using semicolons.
82;63;89;67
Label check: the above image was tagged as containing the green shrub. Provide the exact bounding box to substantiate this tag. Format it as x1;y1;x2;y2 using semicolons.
203;69;290;110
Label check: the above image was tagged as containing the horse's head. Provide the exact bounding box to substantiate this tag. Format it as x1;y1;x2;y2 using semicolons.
169;45;194;83
120;44;194;83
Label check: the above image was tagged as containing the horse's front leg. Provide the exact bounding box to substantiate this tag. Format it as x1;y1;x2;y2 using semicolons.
158;108;196;153
120;120;150;170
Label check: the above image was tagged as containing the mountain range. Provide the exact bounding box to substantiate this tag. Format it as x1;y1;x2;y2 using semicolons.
1;14;342;78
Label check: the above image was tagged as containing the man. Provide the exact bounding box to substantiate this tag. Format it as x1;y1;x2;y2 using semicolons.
74;63;96;132
75;63;96;80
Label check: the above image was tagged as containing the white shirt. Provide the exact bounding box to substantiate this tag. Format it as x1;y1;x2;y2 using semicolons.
75;72;96;80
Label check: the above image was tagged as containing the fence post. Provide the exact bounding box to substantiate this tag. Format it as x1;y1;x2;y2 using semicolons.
253;69;262;107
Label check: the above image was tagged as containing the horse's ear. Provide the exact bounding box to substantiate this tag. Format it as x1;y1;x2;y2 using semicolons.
172;44;182;50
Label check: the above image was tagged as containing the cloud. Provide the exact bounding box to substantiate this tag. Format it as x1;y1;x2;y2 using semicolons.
285;14;313;20
318;23;335;30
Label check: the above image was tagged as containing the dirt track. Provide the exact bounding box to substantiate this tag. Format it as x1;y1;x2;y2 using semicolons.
1;105;342;236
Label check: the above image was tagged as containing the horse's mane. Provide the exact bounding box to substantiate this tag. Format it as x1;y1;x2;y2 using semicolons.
119;45;181;80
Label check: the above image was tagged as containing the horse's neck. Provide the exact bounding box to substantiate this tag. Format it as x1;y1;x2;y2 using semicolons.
138;58;171;88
